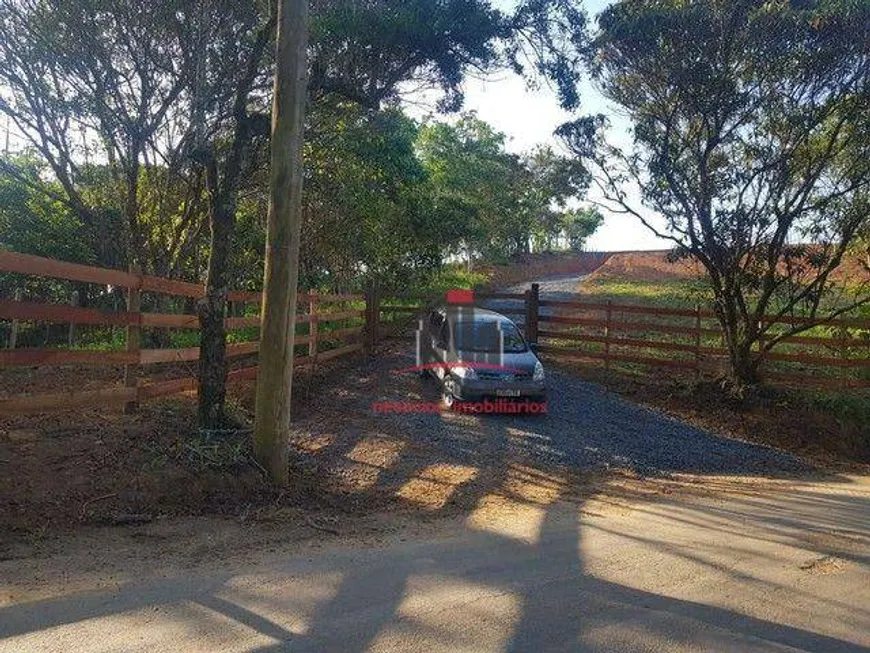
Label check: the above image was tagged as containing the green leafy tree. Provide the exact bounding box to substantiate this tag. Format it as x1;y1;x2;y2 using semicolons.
418;117;595;263
519;146;591;253
0;156;126;313
0;0;591;428
417;114;519;266
561;207;603;252
302;104;437;290
0;156;93;265
0;0;198;273
560;0;870;391
197;0;590;427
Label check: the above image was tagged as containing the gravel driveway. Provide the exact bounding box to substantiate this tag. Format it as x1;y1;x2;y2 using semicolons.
318;273;806;480
305;341;806;483
499;273;588;298
482;273;591;328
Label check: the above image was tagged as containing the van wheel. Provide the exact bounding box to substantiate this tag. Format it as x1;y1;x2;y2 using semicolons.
441;379;457;409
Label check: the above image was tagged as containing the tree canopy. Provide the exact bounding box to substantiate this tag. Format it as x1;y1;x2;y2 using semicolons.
560;0;870;389
418;113;594;266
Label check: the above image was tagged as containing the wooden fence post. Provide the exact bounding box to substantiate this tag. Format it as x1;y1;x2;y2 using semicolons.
840;327;848;367
305;290;318;393
604;300;612;370
367;283;381;350
694;303;702;379
364;283;374;353
526;282;540;344
68;290;79;347
124;266;142;414
308;289;318;360
8;287;21;349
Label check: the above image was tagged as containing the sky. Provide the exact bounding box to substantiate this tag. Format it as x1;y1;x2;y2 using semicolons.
460;79;671;252
407;0;671;252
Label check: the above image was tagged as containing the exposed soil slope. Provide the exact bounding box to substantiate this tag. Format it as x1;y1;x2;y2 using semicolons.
481;251;612;288
583;250;701;283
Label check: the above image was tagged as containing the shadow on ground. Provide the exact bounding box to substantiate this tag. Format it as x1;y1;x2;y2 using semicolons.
1;343;867;651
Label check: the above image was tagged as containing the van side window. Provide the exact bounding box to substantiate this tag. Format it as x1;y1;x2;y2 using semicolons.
437;321;451;349
429;311;443;334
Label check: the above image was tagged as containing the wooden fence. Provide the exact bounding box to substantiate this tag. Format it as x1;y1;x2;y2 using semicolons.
378;283;870;391
0;250;366;415
4;249;867;417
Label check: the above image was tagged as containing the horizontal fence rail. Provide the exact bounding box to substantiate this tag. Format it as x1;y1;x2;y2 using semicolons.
377;284;870;391
5;249;868;415
0;250;367;414
536;295;870;390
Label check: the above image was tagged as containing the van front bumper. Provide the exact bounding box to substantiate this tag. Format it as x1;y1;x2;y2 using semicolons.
452;378;547;402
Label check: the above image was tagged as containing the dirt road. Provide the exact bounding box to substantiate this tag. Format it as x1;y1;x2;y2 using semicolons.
2;477;868;652
483;272;591;328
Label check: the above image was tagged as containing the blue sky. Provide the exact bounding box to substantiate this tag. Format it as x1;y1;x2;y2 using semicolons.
420;0;671;252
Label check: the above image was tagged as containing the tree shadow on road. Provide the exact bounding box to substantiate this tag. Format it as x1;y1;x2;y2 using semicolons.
3;479;868;651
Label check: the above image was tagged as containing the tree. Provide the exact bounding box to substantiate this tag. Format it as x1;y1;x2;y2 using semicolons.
1;0;591;434
560;0;870;391
0;156;95;265
562;207;603;252
190;0;276;430
417;114;517;266
519;146;591;253
308;0;588;112
195;0;592;429
418;117;595;263
0;0;196;273
300;103;436;290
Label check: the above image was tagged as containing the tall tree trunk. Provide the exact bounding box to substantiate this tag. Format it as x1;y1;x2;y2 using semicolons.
718;292;762;392
726;339;761;391
198;192;234;429
253;0;310;486
123;148;145;269
195;12;275;432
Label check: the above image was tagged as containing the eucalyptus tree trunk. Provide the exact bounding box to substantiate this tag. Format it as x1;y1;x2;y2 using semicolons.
198;193;234;429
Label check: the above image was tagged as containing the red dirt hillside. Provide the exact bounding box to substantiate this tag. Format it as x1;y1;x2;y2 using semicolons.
583;251;701;283
498;249;869;286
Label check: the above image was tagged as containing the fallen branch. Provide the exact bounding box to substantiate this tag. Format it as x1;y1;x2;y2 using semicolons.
303;513;340;535
80;492;118;518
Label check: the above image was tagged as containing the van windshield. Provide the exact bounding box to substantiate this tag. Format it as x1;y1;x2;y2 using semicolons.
454;320;527;353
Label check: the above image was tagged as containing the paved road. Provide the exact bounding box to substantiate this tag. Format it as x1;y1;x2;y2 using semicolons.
2;479;868;652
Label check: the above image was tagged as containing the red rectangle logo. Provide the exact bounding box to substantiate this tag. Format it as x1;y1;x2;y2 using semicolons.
445;288;475;305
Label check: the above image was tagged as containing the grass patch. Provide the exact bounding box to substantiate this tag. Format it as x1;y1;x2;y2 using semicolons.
581;277;713;308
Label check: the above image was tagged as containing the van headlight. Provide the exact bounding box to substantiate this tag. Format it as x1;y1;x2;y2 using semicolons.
453;365;477;380
533;360;545;382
